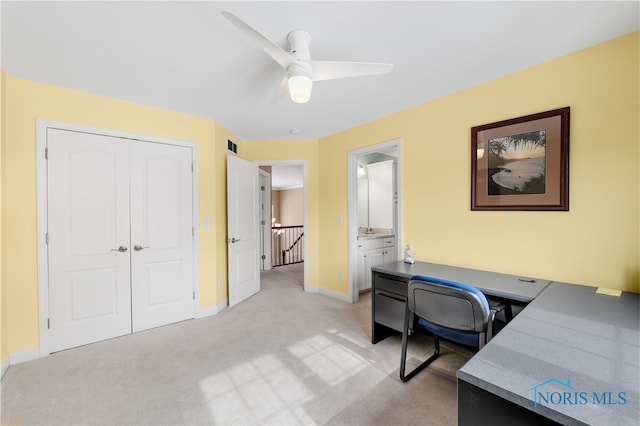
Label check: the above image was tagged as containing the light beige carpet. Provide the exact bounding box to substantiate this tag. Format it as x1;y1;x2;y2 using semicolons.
1;264;470;425
326;358;458;426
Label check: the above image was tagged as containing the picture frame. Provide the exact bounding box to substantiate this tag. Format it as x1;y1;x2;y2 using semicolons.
471;107;570;211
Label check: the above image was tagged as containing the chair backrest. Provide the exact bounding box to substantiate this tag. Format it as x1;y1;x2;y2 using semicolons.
408;275;490;333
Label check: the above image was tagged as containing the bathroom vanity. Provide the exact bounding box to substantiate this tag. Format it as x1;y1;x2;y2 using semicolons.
355;233;395;292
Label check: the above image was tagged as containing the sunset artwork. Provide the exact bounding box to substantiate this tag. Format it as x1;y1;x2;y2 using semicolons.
487;130;546;196
472;107;569;211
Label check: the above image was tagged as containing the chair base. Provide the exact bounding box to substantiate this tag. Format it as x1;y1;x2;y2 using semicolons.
399;333;440;382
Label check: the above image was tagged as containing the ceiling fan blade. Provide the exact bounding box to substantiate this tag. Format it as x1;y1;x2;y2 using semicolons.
308;61;393;82
269;75;289;105
221;11;296;69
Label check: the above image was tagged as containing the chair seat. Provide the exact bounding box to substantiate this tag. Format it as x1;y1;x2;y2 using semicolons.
417;318;479;348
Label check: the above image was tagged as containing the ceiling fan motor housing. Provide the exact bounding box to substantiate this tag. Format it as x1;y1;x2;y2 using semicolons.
287;29;312;60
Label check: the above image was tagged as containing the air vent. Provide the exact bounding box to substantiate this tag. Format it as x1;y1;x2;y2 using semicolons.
227;139;238;154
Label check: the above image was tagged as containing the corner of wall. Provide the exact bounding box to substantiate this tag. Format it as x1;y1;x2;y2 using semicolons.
1;69;8;370
196;297;228;319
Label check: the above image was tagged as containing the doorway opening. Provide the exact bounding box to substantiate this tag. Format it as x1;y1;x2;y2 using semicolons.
255;160;308;291
348;139;403;304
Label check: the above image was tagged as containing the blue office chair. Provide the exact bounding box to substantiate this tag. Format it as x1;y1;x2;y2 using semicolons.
399;275;505;382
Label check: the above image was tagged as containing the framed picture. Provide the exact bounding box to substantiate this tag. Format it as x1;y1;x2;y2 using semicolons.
471;107;570;211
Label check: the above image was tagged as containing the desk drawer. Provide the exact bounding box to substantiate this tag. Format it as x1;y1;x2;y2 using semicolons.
374;274;407;297
374;291;406;332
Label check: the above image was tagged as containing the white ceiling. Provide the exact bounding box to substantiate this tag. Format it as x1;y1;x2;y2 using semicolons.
2;1;638;141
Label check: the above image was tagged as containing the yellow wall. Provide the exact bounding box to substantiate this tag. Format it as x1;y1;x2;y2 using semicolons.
317;32;639;294
242;139;320;287
3;77;227;352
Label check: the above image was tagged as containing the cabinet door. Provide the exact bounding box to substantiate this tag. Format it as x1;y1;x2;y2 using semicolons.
355;245;368;292
382;245;396;264
365;248;385;290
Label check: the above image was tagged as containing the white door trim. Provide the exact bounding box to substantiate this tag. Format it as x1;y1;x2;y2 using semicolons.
36;119;200;357
254;160;309;292
347;138;403;304
259;169;272;271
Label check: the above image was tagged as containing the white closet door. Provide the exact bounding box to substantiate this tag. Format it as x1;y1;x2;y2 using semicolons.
47;129;132;353
130;142;194;331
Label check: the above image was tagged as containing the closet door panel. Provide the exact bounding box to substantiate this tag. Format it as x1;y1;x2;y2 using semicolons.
47;129;132;353
130;142;194;332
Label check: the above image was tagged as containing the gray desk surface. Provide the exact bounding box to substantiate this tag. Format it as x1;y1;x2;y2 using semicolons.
457;282;640;426
371;261;550;303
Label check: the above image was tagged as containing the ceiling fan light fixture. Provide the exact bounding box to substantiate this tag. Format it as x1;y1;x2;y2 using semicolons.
287;62;313;103
288;74;312;103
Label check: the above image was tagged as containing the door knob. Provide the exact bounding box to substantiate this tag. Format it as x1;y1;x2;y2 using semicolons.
133;245;150;251
111;246;128;253
229;238;241;243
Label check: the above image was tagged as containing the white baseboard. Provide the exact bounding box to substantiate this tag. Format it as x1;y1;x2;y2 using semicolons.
9;347;40;365
1;355;9;379
195;298;228;318
305;285;319;294
4;303;229;369
306;286;352;303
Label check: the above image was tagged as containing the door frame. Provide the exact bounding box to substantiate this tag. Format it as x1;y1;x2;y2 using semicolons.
254;160;309;292
347;138;403;304
36;119;200;357
259;169;272;271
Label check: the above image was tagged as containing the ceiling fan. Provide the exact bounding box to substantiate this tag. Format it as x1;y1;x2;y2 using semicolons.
221;11;393;103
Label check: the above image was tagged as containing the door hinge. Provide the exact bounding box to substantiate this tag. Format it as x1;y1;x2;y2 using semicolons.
191;163;194;172
193;291;195;300
261;255;266;260
45;147;49;159
192;227;195;236
46;233;49;244
47;318;50;329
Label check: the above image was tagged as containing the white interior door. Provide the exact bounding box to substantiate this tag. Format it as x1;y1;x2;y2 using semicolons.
130;142;194;332
227;155;260;307
47;129;132;352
